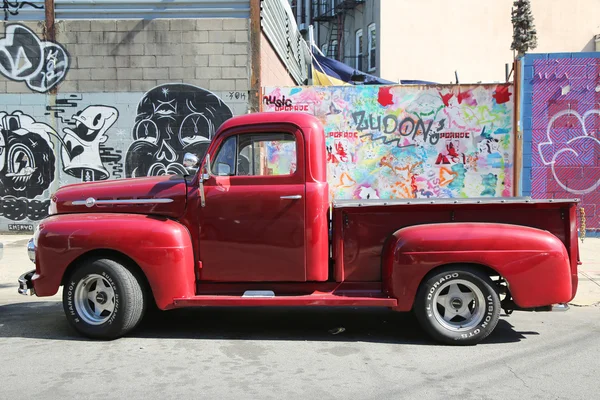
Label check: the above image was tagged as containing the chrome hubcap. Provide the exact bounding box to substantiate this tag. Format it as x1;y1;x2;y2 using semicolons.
74;274;115;325
432;279;486;331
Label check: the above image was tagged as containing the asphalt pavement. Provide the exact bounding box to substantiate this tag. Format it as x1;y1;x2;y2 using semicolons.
1;234;599;399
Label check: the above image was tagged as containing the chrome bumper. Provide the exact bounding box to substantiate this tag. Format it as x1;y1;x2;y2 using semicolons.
18;270;36;296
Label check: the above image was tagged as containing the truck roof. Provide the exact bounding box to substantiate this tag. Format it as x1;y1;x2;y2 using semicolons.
218;111;322;133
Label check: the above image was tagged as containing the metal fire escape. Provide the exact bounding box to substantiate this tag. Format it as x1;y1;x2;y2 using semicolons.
312;0;365;62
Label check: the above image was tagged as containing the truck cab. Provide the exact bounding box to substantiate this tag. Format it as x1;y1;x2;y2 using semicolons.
18;112;580;345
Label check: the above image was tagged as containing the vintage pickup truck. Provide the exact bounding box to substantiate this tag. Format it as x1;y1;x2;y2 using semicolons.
18;112;580;345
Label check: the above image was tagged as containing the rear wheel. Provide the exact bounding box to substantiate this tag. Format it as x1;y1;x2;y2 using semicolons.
62;257;146;339
414;266;500;345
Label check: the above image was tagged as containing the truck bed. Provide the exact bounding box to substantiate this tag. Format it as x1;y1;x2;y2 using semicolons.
332;197;580;282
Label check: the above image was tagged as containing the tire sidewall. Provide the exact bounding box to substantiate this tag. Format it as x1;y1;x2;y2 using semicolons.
63;260;126;338
419;270;500;344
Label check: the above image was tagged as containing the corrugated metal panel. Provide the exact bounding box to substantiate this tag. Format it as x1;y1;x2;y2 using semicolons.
2;0;45;21
261;0;309;84
55;0;250;19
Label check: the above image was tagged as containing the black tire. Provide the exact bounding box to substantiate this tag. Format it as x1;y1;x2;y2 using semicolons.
62;258;146;340
414;266;500;345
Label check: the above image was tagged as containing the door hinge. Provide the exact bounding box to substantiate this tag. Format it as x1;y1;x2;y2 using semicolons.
343;213;349;229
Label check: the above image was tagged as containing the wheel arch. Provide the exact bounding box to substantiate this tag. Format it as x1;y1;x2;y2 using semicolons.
61;248;157;308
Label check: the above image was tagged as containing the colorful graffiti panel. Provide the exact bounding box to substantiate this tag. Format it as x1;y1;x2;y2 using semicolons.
262;85;514;200
523;54;600;232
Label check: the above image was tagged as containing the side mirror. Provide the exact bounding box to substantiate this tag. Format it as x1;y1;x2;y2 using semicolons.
183;153;199;170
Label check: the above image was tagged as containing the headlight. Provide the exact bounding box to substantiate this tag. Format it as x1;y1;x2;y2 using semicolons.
48;195;57;215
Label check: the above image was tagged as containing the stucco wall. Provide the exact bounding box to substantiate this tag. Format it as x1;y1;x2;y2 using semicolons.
260;33;295;87
380;0;600;84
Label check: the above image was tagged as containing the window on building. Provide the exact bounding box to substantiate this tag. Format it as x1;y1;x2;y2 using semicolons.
368;23;376;72
355;29;363;71
330;39;338;60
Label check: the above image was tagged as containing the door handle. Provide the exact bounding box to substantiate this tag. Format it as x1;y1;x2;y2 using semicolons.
280;195;302;200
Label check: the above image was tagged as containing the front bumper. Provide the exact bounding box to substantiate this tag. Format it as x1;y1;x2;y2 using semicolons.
18;270;36;296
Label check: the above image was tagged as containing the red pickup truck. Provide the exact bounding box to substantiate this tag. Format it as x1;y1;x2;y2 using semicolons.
18;112;580;345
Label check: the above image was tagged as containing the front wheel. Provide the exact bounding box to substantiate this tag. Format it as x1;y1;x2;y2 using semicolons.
63;258;147;339
414;267;500;345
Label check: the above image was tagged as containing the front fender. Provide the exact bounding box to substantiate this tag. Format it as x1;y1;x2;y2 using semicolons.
383;222;572;311
33;213;195;310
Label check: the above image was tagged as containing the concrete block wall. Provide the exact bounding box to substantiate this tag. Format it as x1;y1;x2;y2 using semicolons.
0;18;251;233
521;53;600;235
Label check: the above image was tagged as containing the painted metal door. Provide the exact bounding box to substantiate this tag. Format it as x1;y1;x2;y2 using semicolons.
198;128;306;282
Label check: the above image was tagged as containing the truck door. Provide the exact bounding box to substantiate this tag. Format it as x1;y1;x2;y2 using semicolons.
198;128;306;282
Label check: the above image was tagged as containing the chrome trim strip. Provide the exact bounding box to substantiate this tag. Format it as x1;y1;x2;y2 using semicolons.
334;197;580;208
71;198;174;207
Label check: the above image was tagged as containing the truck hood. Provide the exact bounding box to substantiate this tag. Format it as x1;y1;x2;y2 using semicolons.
52;175;188;218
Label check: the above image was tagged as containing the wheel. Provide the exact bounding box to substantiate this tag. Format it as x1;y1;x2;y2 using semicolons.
62;257;147;339
414;266;500;345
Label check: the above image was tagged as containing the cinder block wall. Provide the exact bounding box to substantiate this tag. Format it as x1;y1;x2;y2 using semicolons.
0;19;251;233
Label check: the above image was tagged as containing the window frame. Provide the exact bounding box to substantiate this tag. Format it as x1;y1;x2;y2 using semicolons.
355;28;363;71
210;131;299;179
367;23;376;72
330;39;338;60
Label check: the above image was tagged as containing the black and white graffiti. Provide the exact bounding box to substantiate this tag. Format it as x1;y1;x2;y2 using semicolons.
61;105;119;181
0;110;55;221
125;84;233;177
2;1;43;20
0;24;69;93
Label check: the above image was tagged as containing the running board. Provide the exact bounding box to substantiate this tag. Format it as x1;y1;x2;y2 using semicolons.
172;293;397;307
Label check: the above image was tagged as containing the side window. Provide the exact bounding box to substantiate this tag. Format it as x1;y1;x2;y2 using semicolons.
212;136;237;176
237;133;297;176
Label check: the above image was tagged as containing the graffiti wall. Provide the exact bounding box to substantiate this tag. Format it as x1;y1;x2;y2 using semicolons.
522;53;600;233
263;84;514;200
0;85;247;232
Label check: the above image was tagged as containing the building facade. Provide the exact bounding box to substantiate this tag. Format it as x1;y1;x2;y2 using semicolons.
293;0;600;83
0;0;303;233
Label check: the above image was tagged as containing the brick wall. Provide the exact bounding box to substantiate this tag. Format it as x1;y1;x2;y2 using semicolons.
0;18;251;233
521;53;600;234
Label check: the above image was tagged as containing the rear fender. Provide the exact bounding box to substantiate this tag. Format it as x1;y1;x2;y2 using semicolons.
382;222;572;311
34;213;195;310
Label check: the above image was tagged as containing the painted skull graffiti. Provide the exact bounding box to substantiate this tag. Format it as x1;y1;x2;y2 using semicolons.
125;84;233;177
61;105;119;181
0;110;55;198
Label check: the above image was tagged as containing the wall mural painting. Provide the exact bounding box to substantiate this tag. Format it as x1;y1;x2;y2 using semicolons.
0;84;240;228
0;110;55;221
525;55;600;231
262;85;514;200
0;23;69;93
2;1;43;20
125;84;233;177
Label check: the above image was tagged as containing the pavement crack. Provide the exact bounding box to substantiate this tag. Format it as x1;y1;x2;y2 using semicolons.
506;363;530;389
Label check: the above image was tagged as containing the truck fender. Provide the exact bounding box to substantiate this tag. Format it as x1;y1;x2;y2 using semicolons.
34;213;195;310
382;222;573;311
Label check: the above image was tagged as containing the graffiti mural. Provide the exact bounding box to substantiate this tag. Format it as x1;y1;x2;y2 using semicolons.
2;1;43;20
0;24;69;92
0;110;55;220
523;54;600;232
125;84;233;177
0;86;245;230
262;84;514;200
61;105;119;181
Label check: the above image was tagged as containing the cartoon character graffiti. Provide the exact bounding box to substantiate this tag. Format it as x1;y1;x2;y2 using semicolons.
61;105;119;181
125;84;233;177
0;110;55;198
